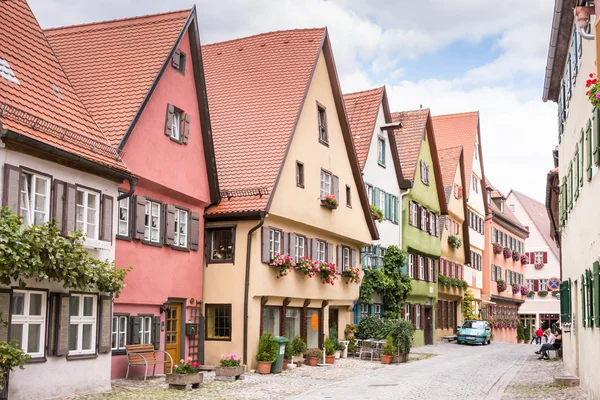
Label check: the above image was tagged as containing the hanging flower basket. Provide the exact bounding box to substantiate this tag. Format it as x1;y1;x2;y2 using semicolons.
527;290;535;298
534;263;544;270
520;254;528;265
370;205;384;222
318;262;338;285
341;266;361;284
503;247;512;259
512;251;520;262
537;290;548;297
448;235;462;249
297;257;320;278
270;254;295;278
511;283;521;293
492;242;503;255
520;286;530;296
497;279;507;293
586;73;600;107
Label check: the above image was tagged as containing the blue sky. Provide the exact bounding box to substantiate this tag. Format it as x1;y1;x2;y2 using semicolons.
29;0;557;202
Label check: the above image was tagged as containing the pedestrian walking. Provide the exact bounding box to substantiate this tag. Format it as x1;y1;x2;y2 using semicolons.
535;327;543;345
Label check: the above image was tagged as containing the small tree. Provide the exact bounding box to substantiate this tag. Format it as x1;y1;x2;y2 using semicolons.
516;322;525;341
523;324;531;342
462;290;476;321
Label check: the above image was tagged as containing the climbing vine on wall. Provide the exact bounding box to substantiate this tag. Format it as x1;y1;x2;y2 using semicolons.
462;290;477;321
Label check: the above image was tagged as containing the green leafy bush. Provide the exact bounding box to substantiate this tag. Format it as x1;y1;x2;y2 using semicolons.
516;322;524;341
370;205;384;222
537;290;549;297
306;348;323;359
355;317;413;354
324;337;335;356
256;333;278;363
284;336;307;360
438;275;469;290
0;312;30;390
447;235;462;249
463;290;477;321
524;324;531;341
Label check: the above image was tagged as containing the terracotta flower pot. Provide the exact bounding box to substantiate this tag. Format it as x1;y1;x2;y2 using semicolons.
325;355;335;364
308;357;318;366
381;354;393;364
282;359;289;370
256;361;272;375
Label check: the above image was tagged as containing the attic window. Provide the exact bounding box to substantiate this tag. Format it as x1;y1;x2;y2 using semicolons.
50;83;64;100
0;58;20;85
172;50;186;75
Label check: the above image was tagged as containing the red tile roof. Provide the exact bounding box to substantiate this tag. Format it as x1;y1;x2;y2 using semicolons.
202;28;325;214
391;109;429;181
437;146;462;190
45;9;190;147
432;111;479;198
486;179;528;234
343;87;384;170
509;190;559;258
0;0;127;172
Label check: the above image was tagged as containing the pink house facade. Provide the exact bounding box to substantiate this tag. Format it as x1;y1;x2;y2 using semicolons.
46;8;219;378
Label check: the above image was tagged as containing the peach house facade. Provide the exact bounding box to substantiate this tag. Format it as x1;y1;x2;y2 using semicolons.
202;28;377;369
47;9;220;378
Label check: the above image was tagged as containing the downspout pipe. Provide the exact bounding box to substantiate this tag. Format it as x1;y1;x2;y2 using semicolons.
117;177;137;201
576;5;597;40
399;186;412;248
243;212;265;367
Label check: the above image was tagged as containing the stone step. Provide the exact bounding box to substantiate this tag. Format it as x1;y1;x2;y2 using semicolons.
554;375;580;387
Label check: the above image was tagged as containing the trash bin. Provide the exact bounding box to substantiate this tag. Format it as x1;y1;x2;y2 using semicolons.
271;336;289;373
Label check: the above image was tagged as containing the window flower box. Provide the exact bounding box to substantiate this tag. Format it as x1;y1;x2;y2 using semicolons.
341;267;361;284
537;290;548;297
534;263;544;270
492;242;502;255
447;235;462;249
511;283;521;293
321;194;338;209
511;251;520;262
270;254;295;278
503;247;512;259
520;286;530;296
497;279;507;293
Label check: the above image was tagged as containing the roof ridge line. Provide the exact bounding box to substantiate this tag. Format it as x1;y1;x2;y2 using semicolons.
432;111;479;119
203;27;326;47
44;8;190;33
343;86;385;96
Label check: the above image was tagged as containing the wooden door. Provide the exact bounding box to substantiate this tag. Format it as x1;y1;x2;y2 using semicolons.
423;307;432;345
166;303;181;371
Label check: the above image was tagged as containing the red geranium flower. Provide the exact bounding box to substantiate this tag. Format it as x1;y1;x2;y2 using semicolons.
590;73;595;78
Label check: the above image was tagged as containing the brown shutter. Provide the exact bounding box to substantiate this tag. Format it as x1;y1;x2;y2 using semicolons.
433;259;437;282
327;242;333;263
47;293;59;356
65;184;77;234
409;202;414;226
261;227;271;263
337;245;342;270
55;293;71;356
0;290;10;342
424;257;429;281
100;195;113;242
411;304;416;328
333;175;339;200
289;233;296;257
182;114;191;144
283;232;289;255
2;164;21;214
53;180;67;235
171;50;181;69
189;211;200;251
164;204;176;246
164;104;175;137
351;249;357;269
534;279;539;291
134;195;146;240
98;296;112;354
311;238;318;261
436;301;441;328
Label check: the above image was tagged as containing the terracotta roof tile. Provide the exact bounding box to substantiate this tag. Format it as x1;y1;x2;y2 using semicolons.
437;146;462;202
343;87;384;170
510;190;559;258
0;0;127;172
432;111;479;197
391;109;429;181
202;28;325;214
45;9;189;147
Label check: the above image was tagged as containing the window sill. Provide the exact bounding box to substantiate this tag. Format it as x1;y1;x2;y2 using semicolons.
377;161;386;168
205;337;231;342
67;353;98;361
320;199;338;210
171;245;190;253
116;234;132;242
112;349;127;356
83;239;111;250
318;139;330;147
169;136;183;144
27;356;47;364
207;259;235;264
142;240;163;248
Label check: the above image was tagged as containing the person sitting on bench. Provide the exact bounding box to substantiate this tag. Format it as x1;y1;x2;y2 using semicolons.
536;328;561;360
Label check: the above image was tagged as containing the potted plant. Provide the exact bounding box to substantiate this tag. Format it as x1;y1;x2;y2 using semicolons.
329;327;341;359
306;348;323;366
370;204;384;222
447;235;462;249
284;336;307;369
511;283;521;294
552;290;559;297
269;254;295;278
516;322;524;344
520;254;528;265
492;242;503;255
381;335;396;364
215;354;244;381
342;266;361;284
321;194;339;209
166;357;203;389
255;333;278;374
520;285;530;296
497;279;507;293
324;337;336;364
503;247;512;259
527;290;535;298
512;251;520;262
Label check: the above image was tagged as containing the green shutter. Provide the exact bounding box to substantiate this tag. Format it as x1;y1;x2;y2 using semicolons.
385;193;391;220
582;273;587;328
382;140;386;166
595;108;600;165
580;129;585;187
568;162;573;210
393;196;398;224
575;143;580;201
561;281;569;323
594;262;600;327
374;188;380;209
587;119;593;181
587;269;594;327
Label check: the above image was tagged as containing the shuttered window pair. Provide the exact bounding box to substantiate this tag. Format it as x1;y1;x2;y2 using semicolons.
171;49;186;74
405;303;422;330
580;264;600;328
368;185;398;224
164;104;191;144
128;315;160;348
2;164;113;241
129;195;200;251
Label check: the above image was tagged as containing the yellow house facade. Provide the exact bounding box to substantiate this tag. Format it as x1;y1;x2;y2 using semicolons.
202;28;377;369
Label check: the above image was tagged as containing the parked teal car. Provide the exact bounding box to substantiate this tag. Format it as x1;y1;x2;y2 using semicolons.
457;320;492;345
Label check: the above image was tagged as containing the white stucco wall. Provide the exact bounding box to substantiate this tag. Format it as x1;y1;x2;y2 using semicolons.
467;135;486;298
362;105;402;249
0;145;118;399
554;27;600;400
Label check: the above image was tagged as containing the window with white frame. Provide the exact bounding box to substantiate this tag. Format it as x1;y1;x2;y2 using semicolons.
539;279;548;291
69;294;97;355
429;259;435;282
360;303;369;317
174;208;188;248
408;254;414;278
316;240;326;263
377;137;385;166
472;174;478;193
320;170;332;198
343;247;350;270
374;304;382;317
379;191;386;213
112;315;127;351
410;202;418;227
419;256;425;280
19;172;50;226
144;200;161;243
421;208;427;230
118;193;129;236
415;305;421;328
140;316;153;345
294;235;305;262
10;290;46;357
429;212;435;234
534;251;544;264
404;304;411;320
76;188;100;239
366;185;373;205
171;109;182;141
269;230;282;260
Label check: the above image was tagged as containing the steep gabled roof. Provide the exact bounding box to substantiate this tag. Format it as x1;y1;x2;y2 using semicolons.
437;146;462;202
486;179;528;236
45;10;190;148
432;111;480;199
202;28;378;238
509;189;559;258
0;0;127;173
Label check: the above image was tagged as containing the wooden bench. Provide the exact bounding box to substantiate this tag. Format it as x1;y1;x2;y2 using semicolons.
126;344;173;380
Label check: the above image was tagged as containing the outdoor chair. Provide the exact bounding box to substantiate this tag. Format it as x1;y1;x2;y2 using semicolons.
360;339;375;361
126;344;174;380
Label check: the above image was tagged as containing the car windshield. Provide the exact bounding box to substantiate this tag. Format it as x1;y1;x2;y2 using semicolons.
462;321;485;329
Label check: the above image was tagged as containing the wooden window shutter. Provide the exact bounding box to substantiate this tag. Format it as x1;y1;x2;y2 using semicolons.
98;296;112;354
164;205;176;246
595;108;600;164
385;193;391;220
574;143;580;201
336;245;342;270
100;194;113;242
65;184;77;234
424;257;429;281
593;262;600;327
2;164;21;214
182;114;191;144
283;233;290;256
436;301;441;328
579;130;584;187
55;293;71;356
129;316;141;344
0;290;10;342
53;180;67;235
543;252;548;264
165;104;175;137
351;249;357;269
587;119;594;180
529;252;535;264
134;195;147;240
411;304;416;328
172;49;181;69
327;242;334;263
152;316;161;350
333;175;339;200
189;212;200;251
409;202;414;226
586;269;594;326
534;279;539;291
47;293;59;356
261;227;271;263
393;196;398;224
311;238;318;261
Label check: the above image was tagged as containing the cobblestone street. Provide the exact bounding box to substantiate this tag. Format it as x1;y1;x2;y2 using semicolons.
70;342;586;400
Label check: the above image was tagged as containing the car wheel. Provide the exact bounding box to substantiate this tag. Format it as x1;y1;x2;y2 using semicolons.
488;338;491;345
457;341;462;345
482;339;487;346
